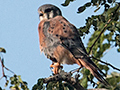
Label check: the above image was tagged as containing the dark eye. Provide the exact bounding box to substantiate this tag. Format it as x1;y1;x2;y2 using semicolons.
39;13;43;16
45;9;51;12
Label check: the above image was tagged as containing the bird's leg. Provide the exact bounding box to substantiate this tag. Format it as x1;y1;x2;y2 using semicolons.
69;59;83;74
76;59;84;72
70;66;83;74
76;66;82;72
50;63;63;74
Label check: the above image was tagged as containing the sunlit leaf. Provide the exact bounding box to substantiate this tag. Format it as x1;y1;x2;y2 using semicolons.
5;80;9;87
0;47;6;53
81;78;88;88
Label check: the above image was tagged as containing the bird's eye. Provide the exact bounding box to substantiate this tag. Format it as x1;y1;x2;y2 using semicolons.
39;13;43;16
45;9;51;12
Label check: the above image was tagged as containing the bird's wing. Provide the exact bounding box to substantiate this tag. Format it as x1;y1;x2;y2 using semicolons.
38;15;88;60
38;16;96;65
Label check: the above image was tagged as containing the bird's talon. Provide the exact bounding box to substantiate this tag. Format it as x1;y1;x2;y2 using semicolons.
50;63;63;74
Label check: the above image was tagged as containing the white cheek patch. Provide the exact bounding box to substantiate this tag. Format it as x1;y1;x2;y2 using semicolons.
49;11;54;18
44;13;48;19
40;13;48;21
40;16;43;21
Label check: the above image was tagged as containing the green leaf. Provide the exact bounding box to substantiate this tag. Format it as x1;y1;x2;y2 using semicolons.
93;20;97;27
61;0;70;6
63;83;74;90
18;75;22;82
111;72;120;76
117;48;120;52
91;0;98;5
103;65;109;72
77;6;86;13
84;69;90;75
81;78;88;88
0;47;6;53
5;80;9;87
85;2;91;7
107;0;112;3
32;78;44;90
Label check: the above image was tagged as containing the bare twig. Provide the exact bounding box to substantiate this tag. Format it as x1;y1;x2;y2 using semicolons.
103;45;114;56
43;71;86;90
91;56;120;71
0;57;6;80
88;19;111;55
88;3;120;55
0;57;15;80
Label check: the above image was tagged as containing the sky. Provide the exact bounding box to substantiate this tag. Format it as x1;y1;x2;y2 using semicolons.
0;0;120;89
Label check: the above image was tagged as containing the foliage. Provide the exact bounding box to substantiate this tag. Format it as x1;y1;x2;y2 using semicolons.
61;0;120;89
98;72;120;90
0;75;29;90
9;75;28;90
32;79;75;90
0;48;29;90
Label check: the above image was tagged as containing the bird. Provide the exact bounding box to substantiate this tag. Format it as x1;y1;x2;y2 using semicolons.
37;4;108;85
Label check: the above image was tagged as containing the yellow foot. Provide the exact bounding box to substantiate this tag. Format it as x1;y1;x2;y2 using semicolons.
50;63;63;74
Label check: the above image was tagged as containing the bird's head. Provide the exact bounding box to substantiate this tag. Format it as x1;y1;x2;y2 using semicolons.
38;4;62;21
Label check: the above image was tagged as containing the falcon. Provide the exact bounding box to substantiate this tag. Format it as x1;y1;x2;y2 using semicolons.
38;4;108;85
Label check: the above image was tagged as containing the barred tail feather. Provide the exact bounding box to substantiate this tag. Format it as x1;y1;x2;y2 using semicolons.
78;58;109;85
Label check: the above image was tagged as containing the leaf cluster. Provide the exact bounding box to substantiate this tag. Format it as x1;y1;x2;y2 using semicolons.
98;72;120;90
78;2;120;88
9;75;28;90
0;48;29;90
0;75;29;90
32;78;74;90
62;0;116;12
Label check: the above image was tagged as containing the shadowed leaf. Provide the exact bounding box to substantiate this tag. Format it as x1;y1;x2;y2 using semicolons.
61;0;74;6
85;2;91;7
77;6;86;13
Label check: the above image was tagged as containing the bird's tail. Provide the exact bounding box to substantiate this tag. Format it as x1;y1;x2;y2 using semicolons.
78;58;109;85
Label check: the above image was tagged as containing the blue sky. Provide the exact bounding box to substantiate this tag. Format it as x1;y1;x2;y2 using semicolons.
0;0;120;89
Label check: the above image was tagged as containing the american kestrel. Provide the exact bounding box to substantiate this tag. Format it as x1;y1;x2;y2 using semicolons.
38;4;108;85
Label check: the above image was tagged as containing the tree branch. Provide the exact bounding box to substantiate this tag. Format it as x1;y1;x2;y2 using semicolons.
88;19;111;54
43;71;109;90
43;71;86;90
0;57;15;80
0;57;6;80
91;56;120;71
